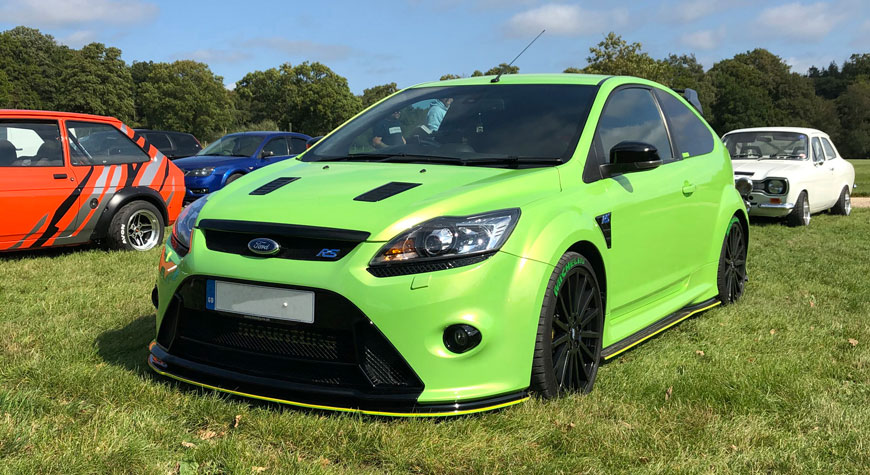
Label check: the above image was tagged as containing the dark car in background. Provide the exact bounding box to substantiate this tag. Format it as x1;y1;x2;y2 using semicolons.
135;129;202;160
173;131;311;202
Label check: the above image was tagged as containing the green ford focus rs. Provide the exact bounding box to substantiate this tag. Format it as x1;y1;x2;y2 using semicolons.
149;74;749;416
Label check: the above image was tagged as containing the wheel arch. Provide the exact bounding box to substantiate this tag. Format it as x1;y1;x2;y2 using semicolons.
91;187;169;240
221;169;247;186
564;240;607;312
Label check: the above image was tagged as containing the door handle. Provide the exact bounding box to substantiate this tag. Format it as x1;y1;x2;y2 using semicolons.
682;182;696;196
53;173;67;179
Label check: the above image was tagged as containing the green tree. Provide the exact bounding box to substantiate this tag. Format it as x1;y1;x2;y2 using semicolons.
569;32;671;83
662;54;715;120
55;43;135;122
283;62;361;135
136;60;235;141
708;49;829;135
439;74;461;81
360;82;398;108
234;67;287;127
835;80;870;157
0;27;70;109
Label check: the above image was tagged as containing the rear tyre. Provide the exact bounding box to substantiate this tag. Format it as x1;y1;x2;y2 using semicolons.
786;191;810;227
226;173;244;185
106;201;165;251
830;187;851;216
531;252;604;398
717;217;747;305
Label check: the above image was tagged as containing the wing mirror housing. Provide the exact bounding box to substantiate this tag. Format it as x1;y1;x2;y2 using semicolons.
260;150;275;159
600;141;663;178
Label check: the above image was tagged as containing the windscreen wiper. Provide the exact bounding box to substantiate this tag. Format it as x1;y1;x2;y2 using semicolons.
314;153;467;165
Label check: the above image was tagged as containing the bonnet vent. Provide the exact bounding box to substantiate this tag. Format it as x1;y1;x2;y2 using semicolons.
354;182;421;202
249;177;300;195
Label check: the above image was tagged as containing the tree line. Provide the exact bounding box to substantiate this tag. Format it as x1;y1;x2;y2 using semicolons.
1;27;868;157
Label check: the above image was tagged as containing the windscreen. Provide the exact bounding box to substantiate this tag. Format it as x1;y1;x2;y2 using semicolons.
198;134;264;157
723;131;809;161
305;84;597;166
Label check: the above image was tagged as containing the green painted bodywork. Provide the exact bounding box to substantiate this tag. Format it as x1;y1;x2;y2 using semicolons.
154;74;747;405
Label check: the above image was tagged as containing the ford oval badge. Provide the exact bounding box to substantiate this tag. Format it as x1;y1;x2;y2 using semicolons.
248;238;280;255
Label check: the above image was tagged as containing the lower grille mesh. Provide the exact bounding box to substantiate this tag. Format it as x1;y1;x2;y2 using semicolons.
210;321;339;361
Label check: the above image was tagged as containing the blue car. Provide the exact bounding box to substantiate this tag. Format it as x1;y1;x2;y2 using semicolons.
174;131;311;202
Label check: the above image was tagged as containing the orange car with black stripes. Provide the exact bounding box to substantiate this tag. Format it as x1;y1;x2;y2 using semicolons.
0;110;185;252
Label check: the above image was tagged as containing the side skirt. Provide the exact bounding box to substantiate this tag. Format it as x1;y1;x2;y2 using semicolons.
601;298;720;360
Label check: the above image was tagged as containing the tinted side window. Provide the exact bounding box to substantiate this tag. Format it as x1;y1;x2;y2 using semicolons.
811;137;824;163
67;122;150;165
144;133;172;151
821;138;837;159
290;138;308;154
171;133;201;156
653;89;713;158
0;120;63;167
598;88;673;164
262;137;289;156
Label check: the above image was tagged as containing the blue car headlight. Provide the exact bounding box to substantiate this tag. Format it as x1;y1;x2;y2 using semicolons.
171;195;210;256
185;167;215;177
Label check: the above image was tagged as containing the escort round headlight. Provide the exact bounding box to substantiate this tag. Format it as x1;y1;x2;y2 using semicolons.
766;179;786;194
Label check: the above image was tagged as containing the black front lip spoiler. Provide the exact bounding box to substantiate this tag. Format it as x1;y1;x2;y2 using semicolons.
148;343;529;417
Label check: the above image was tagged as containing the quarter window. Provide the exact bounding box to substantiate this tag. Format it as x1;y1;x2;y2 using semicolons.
653;89;713;158
821;138;837;160
262;137;290;157
291;138;308;154
67;122;150;166
811;137;824;163
0;120;64;167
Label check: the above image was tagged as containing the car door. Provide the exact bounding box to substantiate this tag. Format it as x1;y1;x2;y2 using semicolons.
0;118;79;250
821;137;849;204
64;120;154;241
583;86;700;335
807;137;831;211
255;137;291;170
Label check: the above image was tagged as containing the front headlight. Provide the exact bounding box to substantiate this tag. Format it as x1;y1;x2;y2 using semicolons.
368;209;520;275
765;179;787;194
185;167;215;177
171;195;210;256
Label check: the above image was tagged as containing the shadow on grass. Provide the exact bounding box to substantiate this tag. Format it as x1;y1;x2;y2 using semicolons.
0;243;103;261
95;314;156;376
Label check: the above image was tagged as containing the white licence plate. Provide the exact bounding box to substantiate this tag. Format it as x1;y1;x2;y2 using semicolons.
206;280;314;323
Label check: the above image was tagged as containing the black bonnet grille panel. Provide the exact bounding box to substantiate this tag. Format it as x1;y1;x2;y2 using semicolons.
354;182;421;202
250;177;300;195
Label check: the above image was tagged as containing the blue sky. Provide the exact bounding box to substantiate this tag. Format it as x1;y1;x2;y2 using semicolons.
1;0;868;94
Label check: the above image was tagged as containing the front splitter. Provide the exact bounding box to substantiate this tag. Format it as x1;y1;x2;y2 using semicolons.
148;344;529;417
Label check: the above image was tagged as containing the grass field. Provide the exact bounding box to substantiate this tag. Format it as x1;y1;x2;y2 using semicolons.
848;159;869;196
2;211;869;474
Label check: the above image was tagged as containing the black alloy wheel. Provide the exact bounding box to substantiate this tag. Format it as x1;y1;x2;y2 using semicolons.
532;252;604;397
717;218;747;304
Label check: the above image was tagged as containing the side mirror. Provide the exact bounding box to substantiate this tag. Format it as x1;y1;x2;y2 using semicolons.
599;141;663;177
260;150;275;159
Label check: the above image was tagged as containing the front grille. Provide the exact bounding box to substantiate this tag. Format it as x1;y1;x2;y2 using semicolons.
158;277;422;392
198;219;369;262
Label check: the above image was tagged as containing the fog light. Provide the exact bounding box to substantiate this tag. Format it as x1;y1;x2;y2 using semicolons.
443;324;481;353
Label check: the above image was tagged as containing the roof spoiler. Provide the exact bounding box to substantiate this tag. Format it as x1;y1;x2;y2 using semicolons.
672;88;703;116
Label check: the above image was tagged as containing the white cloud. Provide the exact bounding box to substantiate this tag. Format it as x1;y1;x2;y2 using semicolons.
755;2;846;41
171;49;251;64
58;30;98;48
850;19;870;47
0;0;158;27
680;28;725;50
506;4;628;37
247;38;355;62
669;0;719;23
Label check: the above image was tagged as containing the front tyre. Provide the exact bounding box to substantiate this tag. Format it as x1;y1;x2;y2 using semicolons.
787;191;810;227
717;217;747;304
830;186;851;216
531;252;604;398
106;201;165;251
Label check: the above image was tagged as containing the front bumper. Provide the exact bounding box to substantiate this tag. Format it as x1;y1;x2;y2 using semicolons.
183;175;218;201
745;192;793;217
151;230;550;415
